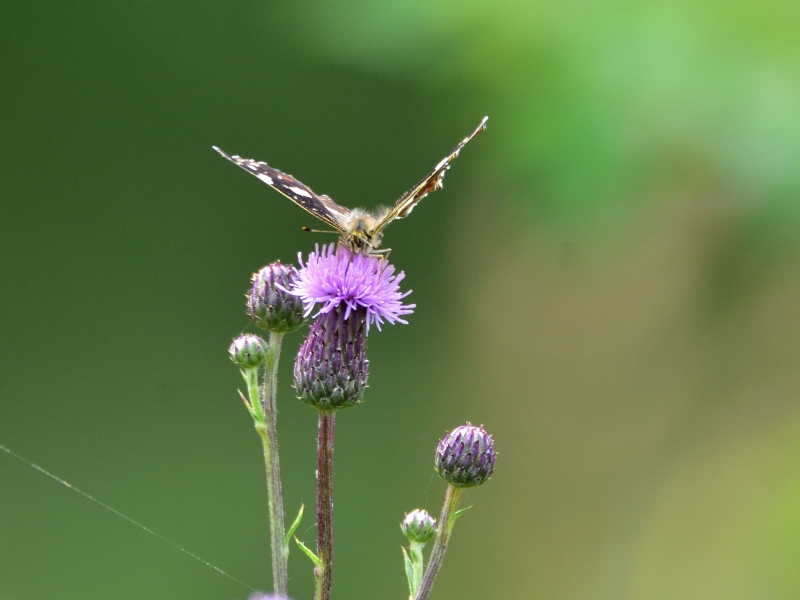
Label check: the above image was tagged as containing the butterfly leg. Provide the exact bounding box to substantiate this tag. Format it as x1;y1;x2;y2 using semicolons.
370;247;392;260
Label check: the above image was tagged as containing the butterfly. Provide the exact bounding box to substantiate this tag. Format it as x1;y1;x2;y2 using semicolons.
213;116;488;254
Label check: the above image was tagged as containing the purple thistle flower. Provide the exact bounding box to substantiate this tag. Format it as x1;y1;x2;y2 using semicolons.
247;262;306;334
290;244;415;334
294;305;369;411
435;423;496;488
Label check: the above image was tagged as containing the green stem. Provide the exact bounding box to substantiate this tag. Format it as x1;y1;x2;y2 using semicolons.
408;541;425;598
256;332;288;597
244;366;264;422
315;411;336;600
414;485;463;600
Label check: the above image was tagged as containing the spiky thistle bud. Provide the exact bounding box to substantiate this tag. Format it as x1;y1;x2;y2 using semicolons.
401;509;436;543
293;305;369;412
229;334;269;369
247;262;305;333
435;423;496;488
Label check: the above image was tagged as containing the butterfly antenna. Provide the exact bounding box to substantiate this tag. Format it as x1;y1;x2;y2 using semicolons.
301;226;340;235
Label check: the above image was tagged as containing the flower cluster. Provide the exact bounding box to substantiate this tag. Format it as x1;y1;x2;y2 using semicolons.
229;246;496;600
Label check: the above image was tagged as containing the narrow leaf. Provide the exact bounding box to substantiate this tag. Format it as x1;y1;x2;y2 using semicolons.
284;504;304;549
237;389;252;412
402;546;415;597
453;505;472;520
295;537;322;567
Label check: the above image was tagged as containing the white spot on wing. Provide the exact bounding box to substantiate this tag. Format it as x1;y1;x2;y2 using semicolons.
289;186;312;198
257;173;274;185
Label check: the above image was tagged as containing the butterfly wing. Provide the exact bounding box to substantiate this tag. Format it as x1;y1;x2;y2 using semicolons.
374;116;488;231
213;146;351;232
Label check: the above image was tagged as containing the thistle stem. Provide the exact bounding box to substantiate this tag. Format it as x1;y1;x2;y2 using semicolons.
414;485;463;600
255;332;288;597
315;411;336;600
407;541;425;598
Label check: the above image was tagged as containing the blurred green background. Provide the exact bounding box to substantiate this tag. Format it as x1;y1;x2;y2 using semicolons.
2;0;800;598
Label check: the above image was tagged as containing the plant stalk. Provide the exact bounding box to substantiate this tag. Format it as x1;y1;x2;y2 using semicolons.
406;540;425;598
256;331;288;597
414;485;463;600
315;411;336;600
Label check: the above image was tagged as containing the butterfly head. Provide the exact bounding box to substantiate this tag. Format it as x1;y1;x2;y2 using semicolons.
342;207;390;253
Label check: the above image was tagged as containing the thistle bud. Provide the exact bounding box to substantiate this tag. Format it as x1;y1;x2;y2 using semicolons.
228;334;269;369
401;509;436;543
435;423;496;488
293;306;369;412
247;262;305;333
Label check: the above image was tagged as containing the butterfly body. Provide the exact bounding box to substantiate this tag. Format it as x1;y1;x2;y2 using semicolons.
339;207;389;252
213;116;487;253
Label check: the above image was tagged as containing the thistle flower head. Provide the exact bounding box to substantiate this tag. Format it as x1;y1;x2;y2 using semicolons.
293;305;369;412
229;334;269;369
401;509;436;543
290;244;415;334
247;262;306;333
435;423;496;488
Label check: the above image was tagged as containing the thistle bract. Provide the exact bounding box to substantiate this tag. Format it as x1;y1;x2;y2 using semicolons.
401;509;436;543
293;306;369;411
248;262;306;333
290;244;414;334
435;423;496;488
229;334;268;369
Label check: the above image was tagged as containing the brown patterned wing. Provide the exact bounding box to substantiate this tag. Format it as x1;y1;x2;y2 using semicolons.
213;146;351;232
374;116;488;231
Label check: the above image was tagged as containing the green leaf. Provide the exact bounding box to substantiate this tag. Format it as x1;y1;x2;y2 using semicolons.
295;537;322;567
453;505;472;520
284;504;304;549
402;546;415;597
237;389;254;414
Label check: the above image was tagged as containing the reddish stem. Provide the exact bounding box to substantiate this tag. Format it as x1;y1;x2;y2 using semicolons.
315;411;336;600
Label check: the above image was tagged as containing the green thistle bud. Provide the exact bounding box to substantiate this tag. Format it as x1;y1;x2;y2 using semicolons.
293;306;369;412
229;334;269;369
435;423;496;488
401;509;436;543
247;262;305;333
